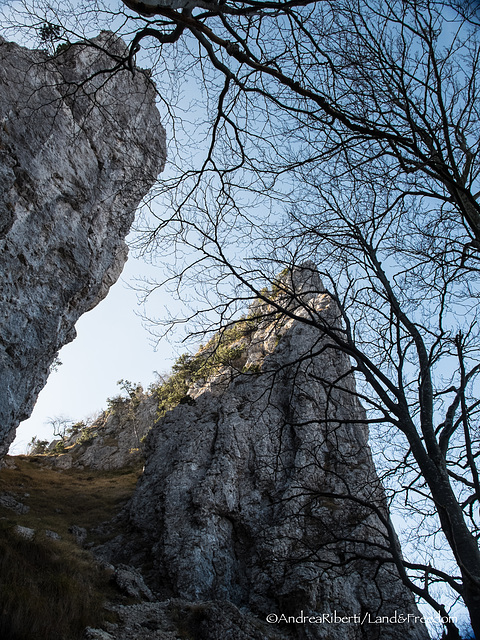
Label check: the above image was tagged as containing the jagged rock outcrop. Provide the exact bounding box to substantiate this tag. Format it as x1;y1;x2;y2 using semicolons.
96;265;428;640
0;32;166;458
48;393;157;470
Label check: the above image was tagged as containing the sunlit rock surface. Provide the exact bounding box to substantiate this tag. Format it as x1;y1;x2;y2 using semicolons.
48;393;157;471
0;32;165;457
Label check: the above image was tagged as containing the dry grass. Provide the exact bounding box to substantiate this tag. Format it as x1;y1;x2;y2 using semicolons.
0;456;143;640
0;456;142;535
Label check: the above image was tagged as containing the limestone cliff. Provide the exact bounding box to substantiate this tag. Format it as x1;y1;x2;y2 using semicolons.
0;32;166;457
45;391;157;471
89;265;428;640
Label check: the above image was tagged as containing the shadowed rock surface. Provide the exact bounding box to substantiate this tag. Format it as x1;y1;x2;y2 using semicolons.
0;32;165;458
93;265;429;640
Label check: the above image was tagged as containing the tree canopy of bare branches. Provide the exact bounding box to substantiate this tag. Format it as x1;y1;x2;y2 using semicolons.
2;0;480;637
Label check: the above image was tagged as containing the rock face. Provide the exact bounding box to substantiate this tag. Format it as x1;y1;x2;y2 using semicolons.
49;393;157;470
118;265;428;640
0;32;166;457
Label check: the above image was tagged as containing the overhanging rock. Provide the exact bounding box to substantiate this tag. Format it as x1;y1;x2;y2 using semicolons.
0;32;166;458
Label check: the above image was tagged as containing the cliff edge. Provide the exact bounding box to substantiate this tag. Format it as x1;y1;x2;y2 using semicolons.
0;32;166;457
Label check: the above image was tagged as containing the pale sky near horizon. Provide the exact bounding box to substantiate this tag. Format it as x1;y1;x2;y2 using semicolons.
9;248;180;455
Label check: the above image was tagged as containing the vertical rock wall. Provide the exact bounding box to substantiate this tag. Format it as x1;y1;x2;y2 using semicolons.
0;32;166;457
127;266;429;640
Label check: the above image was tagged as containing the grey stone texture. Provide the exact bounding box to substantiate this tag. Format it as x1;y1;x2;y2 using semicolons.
120;265;429;640
13;524;35;540
0;492;29;514
45;529;61;540
58;393;157;470
69;524;88;546
0;32;166;458
112;564;155;601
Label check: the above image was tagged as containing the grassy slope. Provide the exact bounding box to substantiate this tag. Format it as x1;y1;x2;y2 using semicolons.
0;456;143;640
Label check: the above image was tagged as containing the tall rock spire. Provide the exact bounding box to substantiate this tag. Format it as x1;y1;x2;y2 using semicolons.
126;265;429;639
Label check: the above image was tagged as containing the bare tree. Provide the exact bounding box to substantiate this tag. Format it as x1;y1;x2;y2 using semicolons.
2;0;480;636
120;1;480;628
112;0;480;250
150;185;480;636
